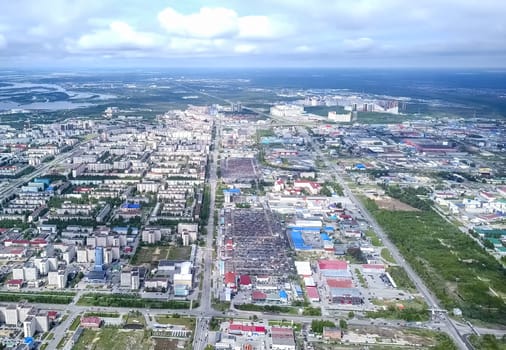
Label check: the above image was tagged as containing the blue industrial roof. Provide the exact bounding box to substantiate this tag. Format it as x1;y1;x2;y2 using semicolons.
279;290;288;299
223;188;241;194
289;226;321;231
122;203;141;209
290;231;312;250
320;233;331;241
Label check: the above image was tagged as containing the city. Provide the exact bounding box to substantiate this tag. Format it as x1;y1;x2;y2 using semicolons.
0;73;504;350
0;1;506;350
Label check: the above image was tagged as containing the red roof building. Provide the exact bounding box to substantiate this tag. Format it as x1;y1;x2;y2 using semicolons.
4;239;30;247
224;272;236;287
80;317;102;328
252;290;267;302
7;279;23;289
239;275;252;287
47;311;58;320
326;278;353;288
229;322;266;334
306;286;320;301
318;260;348;271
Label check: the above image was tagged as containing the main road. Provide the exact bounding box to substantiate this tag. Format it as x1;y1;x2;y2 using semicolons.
0;136;97;202
193;113;221;350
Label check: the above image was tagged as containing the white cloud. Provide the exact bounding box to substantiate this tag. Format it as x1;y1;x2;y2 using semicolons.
158;7;285;40
72;21;161;51
234;44;257;53
294;45;312;53
343;37;375;52
158;7;239;39
167;37;227;54
0;34;6;49
238;16;279;39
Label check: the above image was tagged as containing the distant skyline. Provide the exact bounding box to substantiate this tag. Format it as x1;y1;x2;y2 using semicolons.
0;0;505;68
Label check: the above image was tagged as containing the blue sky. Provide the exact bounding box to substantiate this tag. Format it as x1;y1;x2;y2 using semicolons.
0;0;505;68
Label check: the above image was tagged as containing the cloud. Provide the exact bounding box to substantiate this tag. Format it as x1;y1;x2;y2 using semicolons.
158;7;239;39
0;0;506;67
342;37;375;52
71;21;162;51
0;34;6;49
234;44;257;53
158;7;285;40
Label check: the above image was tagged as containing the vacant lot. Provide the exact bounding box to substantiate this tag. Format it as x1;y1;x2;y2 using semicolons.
167;246;192;260
154;338;186;350
374;196;420;211
73;328;153;350
131;246;170;265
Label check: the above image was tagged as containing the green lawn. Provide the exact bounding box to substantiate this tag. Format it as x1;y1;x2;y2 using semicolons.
123;311;146;327
365;229;382;247
69;317;81;331
167;246;192;260
387;266;416;291
381;248;395;263
268;320;302;332
131;246;171;265
154;315;195;330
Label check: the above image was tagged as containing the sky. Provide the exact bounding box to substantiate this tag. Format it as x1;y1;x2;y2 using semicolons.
0;0;505;68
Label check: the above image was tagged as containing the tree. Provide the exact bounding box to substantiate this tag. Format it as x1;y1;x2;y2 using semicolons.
483;240;494;250
339;319;348;330
348;311;355;319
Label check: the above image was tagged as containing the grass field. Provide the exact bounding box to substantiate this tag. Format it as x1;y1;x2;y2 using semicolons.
381;248;395;263
131;245;191;265
268;320;302;332
167;246;192;260
131;246;170;265
124;311;146;327
364;229;382;247
72;328;153;350
154;315;195;330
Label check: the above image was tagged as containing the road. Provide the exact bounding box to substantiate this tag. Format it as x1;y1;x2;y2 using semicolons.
0;137;96;203
193;113;221;350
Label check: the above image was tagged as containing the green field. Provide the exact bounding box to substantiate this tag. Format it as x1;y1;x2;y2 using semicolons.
365;229;382;247
364;197;506;325
0;291;75;304
381;248;395;263
167;246;192;260
387;266;416;291
124;311;146;326
77;293;191;309
72;328;152;350
130;245;170;265
154;315;195;330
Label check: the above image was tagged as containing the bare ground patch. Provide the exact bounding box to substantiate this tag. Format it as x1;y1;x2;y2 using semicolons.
373;196;420;211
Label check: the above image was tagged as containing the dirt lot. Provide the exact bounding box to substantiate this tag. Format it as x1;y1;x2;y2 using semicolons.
154;338;187;350
374;196;420;211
